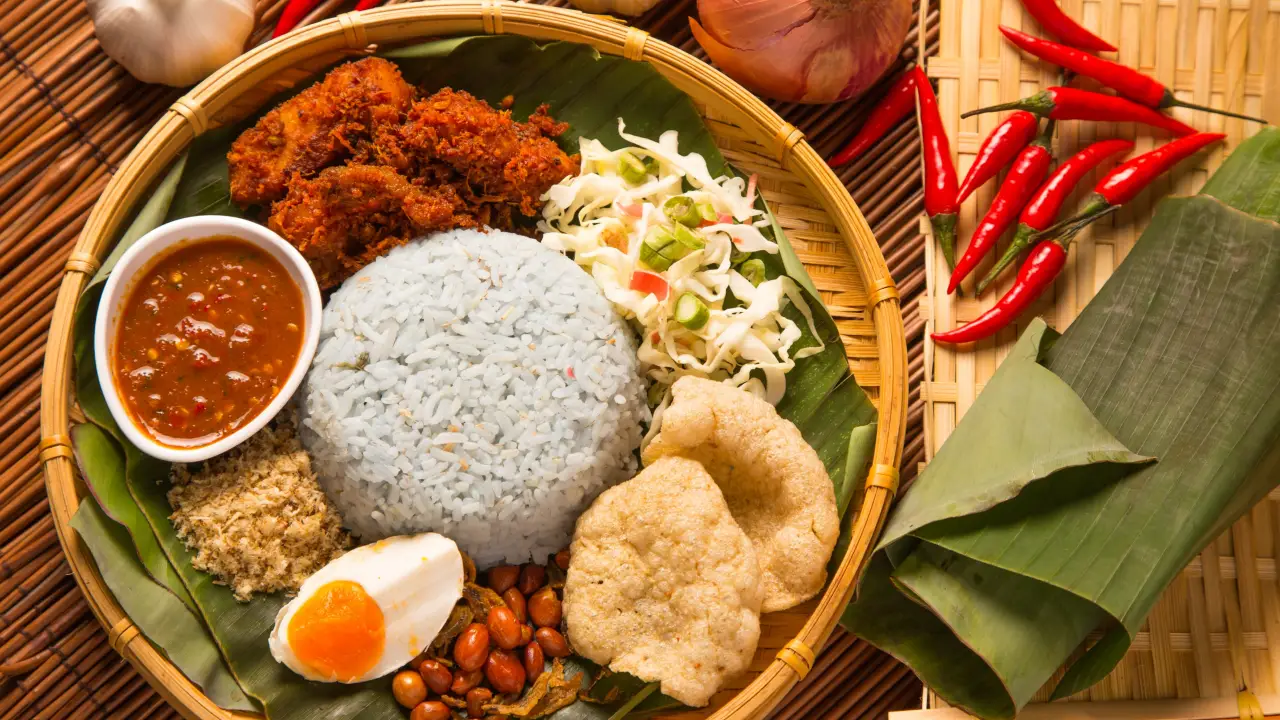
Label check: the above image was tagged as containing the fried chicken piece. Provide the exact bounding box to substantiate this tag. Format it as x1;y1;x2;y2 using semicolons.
228;58;414;206
268;165;474;289
364;88;577;219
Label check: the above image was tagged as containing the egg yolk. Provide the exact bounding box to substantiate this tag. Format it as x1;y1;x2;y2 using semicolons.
287;580;385;682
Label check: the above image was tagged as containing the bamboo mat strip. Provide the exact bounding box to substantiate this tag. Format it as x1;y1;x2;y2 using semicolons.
2;0;934;717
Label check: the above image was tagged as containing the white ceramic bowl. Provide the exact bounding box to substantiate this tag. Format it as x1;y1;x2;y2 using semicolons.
94;215;321;463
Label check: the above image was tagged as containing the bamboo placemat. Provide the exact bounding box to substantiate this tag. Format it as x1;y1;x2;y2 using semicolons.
4;0;935;717
918;0;1280;714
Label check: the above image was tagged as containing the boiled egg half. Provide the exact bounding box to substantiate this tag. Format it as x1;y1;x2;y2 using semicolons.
269;532;464;683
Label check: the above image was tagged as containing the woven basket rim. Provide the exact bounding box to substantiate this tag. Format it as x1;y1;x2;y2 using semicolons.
39;4;908;719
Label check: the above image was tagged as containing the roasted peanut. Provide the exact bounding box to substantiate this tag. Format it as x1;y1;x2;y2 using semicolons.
535;627;570;658
487;565;520;594
487;606;522;650
528;587;562;628
554;550;571;570
450;667;483;694
502;587;528;624
453;623;490;672
517;564;546;595
466;688;493;719
417;658;452;695
392;670;427;709
485;649;527;695
519;624;533;646
523;641;546;678
410;700;451;720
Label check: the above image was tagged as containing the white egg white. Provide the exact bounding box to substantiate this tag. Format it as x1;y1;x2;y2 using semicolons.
269;532;464;683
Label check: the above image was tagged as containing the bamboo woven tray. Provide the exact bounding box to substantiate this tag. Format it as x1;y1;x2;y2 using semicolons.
915;0;1280;716
37;3;910;718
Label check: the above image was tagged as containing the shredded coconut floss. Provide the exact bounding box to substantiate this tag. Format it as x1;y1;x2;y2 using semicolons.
168;413;350;601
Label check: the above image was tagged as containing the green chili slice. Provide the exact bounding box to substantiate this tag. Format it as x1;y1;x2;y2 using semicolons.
739;258;766;286
618;152;647;185
669;224;705;253
675;292;710;330
663;196;702;227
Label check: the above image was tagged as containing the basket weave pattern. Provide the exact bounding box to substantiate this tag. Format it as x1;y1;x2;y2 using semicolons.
921;0;1280;712
35;4;910;719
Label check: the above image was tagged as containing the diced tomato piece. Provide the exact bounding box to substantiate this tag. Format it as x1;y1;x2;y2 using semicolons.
629;270;669;300
699;212;736;228
566;367;575;379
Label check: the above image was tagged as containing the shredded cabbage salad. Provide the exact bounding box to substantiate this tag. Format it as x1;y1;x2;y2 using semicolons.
539;120;823;407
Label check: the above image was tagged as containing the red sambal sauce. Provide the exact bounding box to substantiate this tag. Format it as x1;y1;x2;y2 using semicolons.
113;236;304;447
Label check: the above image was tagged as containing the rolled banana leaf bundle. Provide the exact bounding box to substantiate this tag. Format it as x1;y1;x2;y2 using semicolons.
844;127;1280;720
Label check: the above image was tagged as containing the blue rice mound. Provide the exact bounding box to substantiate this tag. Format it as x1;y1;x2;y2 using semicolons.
300;229;648;567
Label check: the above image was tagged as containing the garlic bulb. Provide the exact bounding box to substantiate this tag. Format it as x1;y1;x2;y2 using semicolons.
87;0;256;88
568;0;663;17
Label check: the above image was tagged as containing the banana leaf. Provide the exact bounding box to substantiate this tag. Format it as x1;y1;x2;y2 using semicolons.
69;429;256;712
72;158;198;616
71;415;408;719
68;36;877;719
843;127;1280;719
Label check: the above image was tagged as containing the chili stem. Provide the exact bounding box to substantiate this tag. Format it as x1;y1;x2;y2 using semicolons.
1165;98;1268;125
976;226;1036;295
931;213;958;271
961;102;1027;119
1034;204;1119;241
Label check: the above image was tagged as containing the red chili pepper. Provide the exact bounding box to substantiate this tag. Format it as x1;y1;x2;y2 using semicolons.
355;0;384;9
829;71;917;167
933;239;1068;345
956;111;1040;203
1000;27;1267;125
948;121;1055;294
976;138;1132;294
914;65;960;269
273;0;324;38
1043;132;1225;237
1017;0;1116;52
963;87;1196;137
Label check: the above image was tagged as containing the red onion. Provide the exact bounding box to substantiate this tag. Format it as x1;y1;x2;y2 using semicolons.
690;0;913;104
